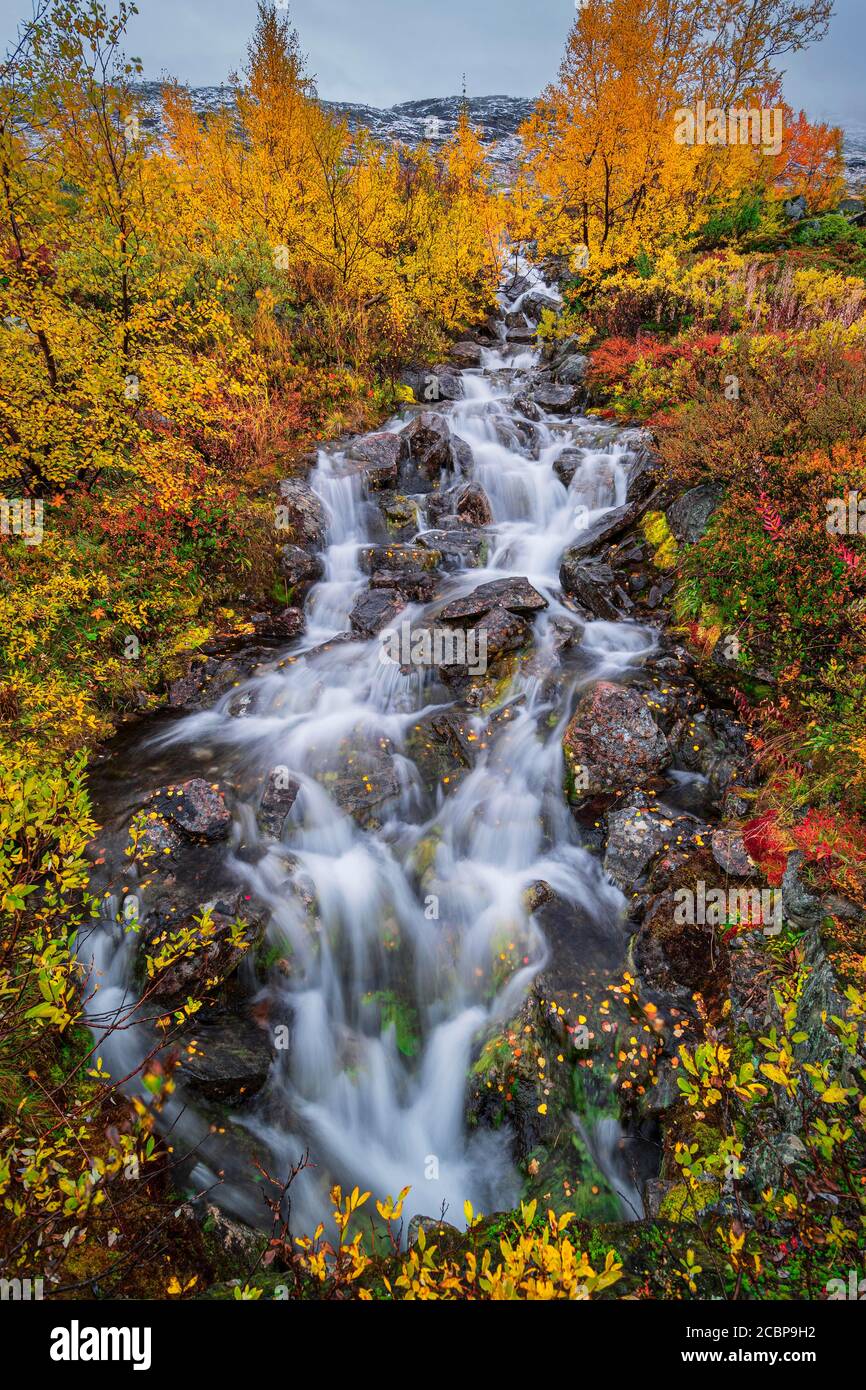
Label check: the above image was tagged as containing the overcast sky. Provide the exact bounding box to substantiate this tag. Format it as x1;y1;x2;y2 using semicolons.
2;0;865;122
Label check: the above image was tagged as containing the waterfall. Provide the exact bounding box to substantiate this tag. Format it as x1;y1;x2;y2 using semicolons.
77;264;655;1237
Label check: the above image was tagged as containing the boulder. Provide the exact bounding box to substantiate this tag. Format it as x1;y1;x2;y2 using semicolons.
553;449;584;487
403;366;465;403
277;479;327;550
149;779;232;841
505;324;537;344
562;682;671;797
250;608;305;642
149;906;256;1005
346;431;407;488
512;393;544;422
349;589;406;637
710;828;753;877
315;741;400;829
517;288;559;323
472;605;530;659
562;498;646;556
370;566;439;603
279;544;324;589
454;482;493;527
553;352;589;386
415;528;485;568
560;562;627;622
633;889;728;1005
666;484;722;544
530;383;580;414
450;341;483;368
360;544;441;575
176;1011;274;1103
380;495;418;533
438;576;548;622
400;412;456;479
605;805;707;891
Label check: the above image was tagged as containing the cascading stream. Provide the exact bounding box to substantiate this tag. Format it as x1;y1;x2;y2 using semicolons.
78;267;657;1238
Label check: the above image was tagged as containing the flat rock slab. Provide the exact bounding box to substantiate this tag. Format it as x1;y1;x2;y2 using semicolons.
439;576;548;622
416;529;485;568
361;544;442;575
370;567;439;603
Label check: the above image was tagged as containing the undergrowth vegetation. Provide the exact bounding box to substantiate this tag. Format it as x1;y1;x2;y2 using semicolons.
2;0;865;1302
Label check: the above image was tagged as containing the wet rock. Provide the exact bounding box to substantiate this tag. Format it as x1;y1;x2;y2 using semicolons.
553;449;584;487
454;482;492;527
633;889;728;1005
346;431;407;488
316;741;400;829
669;709;753;808
400;411;457;479
554;352;589;386
438;576;548;622
149;905;259;1005
416;528;485;569
562;498;646;556
168;657;248;710
530;382;580;414
559;559;629;622
450;341;483;368
176;1010;274;1103
519;288;559;323
380;495;418;534
626;450;661;505
361;543;442;575
711;828;753;877
401;365;465;403
605;806;705;891
428;367;465;402
505;324;537;344
563;682;671;798
150;779;232;841
187;1202;269;1270
279;545;324;591
493;416;543;457
524;879;555;913
472;605;531;659
666;484;722;544
258;768;300;837
406;711;477;794
370;566;438;603
277;479;327;550
512;392;544;422
426;481;492;529
250;608;305;642
532;892;630;1019
349;588;406;637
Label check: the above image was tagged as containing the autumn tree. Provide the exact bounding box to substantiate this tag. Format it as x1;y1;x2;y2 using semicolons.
519;0;836;270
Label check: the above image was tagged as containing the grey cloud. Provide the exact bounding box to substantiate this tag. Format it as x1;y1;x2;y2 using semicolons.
1;0;863;119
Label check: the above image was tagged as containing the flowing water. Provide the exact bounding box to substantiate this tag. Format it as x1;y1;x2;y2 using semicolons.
79;267;658;1236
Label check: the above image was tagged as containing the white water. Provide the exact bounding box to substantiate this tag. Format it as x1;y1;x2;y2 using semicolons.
78;269;657;1236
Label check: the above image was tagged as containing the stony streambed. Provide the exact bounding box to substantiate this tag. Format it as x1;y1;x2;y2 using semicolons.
79;262;834;1261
